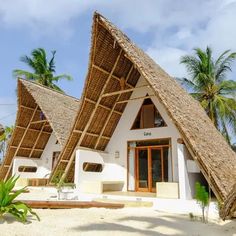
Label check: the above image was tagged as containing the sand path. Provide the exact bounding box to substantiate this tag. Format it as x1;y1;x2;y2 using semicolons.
0;207;235;236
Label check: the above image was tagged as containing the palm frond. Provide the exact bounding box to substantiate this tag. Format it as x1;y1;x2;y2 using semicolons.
52;74;73;82
49;50;56;72
13;70;39;80
50;83;64;92
215;52;236;82
20;56;35;70
215;49;231;66
180;55;200;77
218;80;236;96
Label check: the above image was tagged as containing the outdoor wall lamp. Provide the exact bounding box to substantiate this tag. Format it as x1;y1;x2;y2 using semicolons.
115;151;120;159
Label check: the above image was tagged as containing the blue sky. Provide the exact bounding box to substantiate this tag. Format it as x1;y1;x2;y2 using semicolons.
0;0;236;137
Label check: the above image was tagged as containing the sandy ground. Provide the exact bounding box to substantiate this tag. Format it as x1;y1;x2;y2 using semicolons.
0;207;235;236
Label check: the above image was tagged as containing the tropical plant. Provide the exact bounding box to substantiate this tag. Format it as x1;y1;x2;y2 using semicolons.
0;125;14;160
0;124;4;136
13;48;72;92
195;182;209;223
51;170;75;200
179;47;236;144
0;176;40;223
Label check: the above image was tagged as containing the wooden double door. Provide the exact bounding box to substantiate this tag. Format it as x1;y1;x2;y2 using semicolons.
135;147;165;192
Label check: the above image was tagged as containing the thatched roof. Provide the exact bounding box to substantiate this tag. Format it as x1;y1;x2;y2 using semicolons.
0;79;80;180
51;12;236;218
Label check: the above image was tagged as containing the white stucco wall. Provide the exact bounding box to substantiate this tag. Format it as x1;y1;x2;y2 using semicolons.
184;146;205;199
74;149;124;189
74;76;200;199
104;76;181;191
12;132;61;179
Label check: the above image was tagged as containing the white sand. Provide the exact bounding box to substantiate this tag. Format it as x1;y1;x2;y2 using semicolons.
0;207;235;236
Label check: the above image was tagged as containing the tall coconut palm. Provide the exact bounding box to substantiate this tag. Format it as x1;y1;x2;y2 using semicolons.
13;48;72;92
179;47;236;144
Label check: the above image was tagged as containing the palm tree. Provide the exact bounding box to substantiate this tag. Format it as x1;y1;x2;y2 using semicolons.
13;48;72;92
0;126;14;161
179;46;236;144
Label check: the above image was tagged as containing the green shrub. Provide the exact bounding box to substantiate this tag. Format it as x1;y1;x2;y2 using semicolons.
51;170;76;200
195;182;209;223
0;176;40;223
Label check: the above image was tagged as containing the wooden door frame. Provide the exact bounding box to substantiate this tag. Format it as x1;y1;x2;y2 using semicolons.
135;147;149;192
135;146;163;192
150;147;163;192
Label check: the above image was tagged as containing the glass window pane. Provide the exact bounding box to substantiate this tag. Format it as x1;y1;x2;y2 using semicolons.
163;147;169;182
151;149;162;187
138;149;148;188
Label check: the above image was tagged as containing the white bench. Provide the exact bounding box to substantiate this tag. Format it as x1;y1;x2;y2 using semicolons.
80;180;124;194
156;182;179;199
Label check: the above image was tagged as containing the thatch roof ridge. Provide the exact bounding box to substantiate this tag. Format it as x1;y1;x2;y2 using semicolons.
18;78;80;102
19;79;80;145
95;13;236;215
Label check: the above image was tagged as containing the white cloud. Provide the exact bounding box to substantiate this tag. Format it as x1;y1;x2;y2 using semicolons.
0;0;235;78
0;0;221;36
144;0;236;78
0;0;94;38
198;1;236;53
146;47;187;78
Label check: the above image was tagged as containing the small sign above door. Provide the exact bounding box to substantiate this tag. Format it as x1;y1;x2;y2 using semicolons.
144;132;151;136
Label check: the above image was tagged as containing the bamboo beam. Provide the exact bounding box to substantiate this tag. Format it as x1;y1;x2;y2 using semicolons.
85;97;96;104
116;95;154;104
92;64;119;80
59;148;76;183
29;121;47;158
101;85;148;98
20;105;40;112
85;132;99;137
85;98;122;115
86;132;110;140
73;130;82;134
30;120;48;125
10;146;44;151
92;64;134;89
61;49;123;182
4;106;39;180
73;130;110;140
95;65;134;149
15;125;51;134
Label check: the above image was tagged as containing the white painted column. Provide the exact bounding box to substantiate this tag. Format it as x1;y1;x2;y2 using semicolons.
177;143;187;199
74;150;80;188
